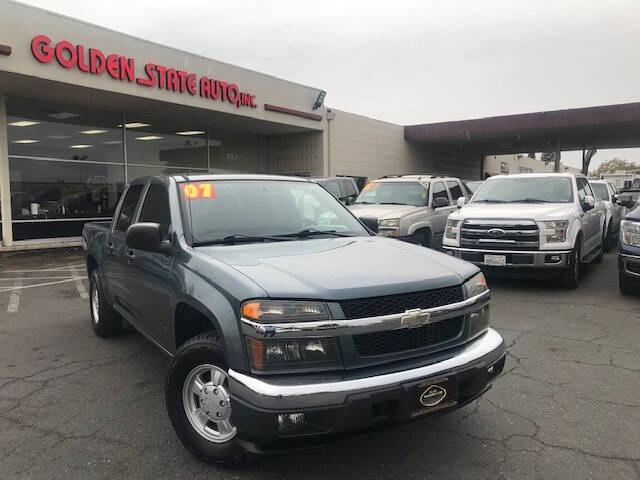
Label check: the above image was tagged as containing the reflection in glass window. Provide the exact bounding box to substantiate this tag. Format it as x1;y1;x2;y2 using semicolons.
126;122;207;170
209;131;260;173
9;158;125;220
7;99;123;163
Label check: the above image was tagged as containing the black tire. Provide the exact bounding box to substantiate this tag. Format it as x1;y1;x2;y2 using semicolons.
593;230;605;264
603;221;613;252
560;242;581;289
619;272;635;296
89;269;122;337
413;229;431;248
166;332;245;466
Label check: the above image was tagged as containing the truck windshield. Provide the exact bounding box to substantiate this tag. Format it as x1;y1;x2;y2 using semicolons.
472;177;574;204
181;180;369;245
354;182;428;206
590;183;610;201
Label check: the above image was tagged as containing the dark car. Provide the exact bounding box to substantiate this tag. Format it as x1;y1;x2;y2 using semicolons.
310;176;360;205
82;174;505;464
615;192;640;294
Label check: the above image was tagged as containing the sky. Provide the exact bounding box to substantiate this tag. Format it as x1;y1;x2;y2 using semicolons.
17;0;640;170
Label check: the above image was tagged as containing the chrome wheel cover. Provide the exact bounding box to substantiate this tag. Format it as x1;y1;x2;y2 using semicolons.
182;364;236;443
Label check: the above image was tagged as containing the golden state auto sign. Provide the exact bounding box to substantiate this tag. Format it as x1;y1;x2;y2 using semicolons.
30;34;257;109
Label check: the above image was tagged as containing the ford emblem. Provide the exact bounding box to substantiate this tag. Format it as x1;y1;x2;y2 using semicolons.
487;228;506;237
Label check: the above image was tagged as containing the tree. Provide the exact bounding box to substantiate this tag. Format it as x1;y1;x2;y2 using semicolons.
590;158;639;177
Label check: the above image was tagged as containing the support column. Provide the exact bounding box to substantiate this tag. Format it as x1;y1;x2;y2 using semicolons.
0;96;12;247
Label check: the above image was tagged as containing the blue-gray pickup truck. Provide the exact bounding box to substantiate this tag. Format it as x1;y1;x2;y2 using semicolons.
82;174;505;464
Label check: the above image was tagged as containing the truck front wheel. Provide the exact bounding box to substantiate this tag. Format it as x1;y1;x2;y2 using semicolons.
89;269;122;337
560;243;581;289
165;332;244;465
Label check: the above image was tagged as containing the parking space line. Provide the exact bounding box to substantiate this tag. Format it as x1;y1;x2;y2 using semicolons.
71;267;88;299
0;276;76;281
0;278;78;293
0;264;85;274
7;275;22;313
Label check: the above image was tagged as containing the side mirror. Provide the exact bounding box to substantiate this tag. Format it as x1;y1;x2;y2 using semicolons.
456;197;467;208
359;216;379;234
615;193;636;208
584;195;595;210
433;197;450;208
343;196;354;206
126;223;171;254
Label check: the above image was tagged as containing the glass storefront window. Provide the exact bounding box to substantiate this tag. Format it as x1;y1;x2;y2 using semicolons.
7;98;125;240
125;121;207;171
9;159;125;220
2;98;264;243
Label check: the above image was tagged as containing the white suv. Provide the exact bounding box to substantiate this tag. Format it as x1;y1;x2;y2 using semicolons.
443;173;606;288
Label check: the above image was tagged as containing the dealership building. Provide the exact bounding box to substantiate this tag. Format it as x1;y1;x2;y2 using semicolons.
5;1;639;251
0;0;486;250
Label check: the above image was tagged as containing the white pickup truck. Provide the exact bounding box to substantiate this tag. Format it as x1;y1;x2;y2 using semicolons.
443;173;606;288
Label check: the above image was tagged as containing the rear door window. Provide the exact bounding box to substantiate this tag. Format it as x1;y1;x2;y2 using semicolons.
340;179;357;198
446;180;464;201
115;185;144;233
324;181;342;199
432;181;450;204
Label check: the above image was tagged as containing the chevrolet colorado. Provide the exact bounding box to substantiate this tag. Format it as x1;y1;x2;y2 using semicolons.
443;173;606;288
82;174;505;464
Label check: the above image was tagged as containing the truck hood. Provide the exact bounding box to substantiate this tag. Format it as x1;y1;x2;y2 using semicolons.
195;236;476;300
348;203;424;220
451;202;576;221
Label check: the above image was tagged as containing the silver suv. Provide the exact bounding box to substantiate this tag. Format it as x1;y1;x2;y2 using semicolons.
349;175;470;248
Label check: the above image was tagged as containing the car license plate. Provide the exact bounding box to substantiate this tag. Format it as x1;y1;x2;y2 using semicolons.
409;375;458;418
484;254;506;266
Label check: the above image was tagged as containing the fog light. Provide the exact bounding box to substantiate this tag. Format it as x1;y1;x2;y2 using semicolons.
545;254;562;264
277;413;306;433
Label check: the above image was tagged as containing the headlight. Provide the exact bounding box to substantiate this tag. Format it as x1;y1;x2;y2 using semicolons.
621;220;640;247
242;300;331;323
378;218;399;237
464;272;489;298
543;220;569;243
445;219;461;239
246;337;341;371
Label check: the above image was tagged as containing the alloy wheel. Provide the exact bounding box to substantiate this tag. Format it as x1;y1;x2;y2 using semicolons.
182;364;237;443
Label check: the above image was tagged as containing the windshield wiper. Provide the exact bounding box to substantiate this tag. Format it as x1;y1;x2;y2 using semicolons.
193;234;292;246
354;201;373;204
379;202;412;206
473;199;508;203
277;228;354;239
507;198;552;203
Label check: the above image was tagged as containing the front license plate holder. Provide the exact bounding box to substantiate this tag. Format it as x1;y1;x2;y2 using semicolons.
484;254;507;267
408;375;458;418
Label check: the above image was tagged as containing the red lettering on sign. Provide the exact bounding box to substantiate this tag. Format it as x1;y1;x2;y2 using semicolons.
89;48;105;74
120;56;135;82
55;40;76;69
76;45;90;72
29;34;257;109
31;35;53;63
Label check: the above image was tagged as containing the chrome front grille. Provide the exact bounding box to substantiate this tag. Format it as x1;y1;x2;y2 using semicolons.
460;219;539;250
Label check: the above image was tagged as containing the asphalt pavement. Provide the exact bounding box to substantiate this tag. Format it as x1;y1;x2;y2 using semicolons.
0;248;638;479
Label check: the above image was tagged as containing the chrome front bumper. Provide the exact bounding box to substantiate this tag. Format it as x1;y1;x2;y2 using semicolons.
444;247;572;268
228;327;505;410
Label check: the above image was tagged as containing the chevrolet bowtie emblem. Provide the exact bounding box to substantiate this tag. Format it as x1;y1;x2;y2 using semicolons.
400;308;431;328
